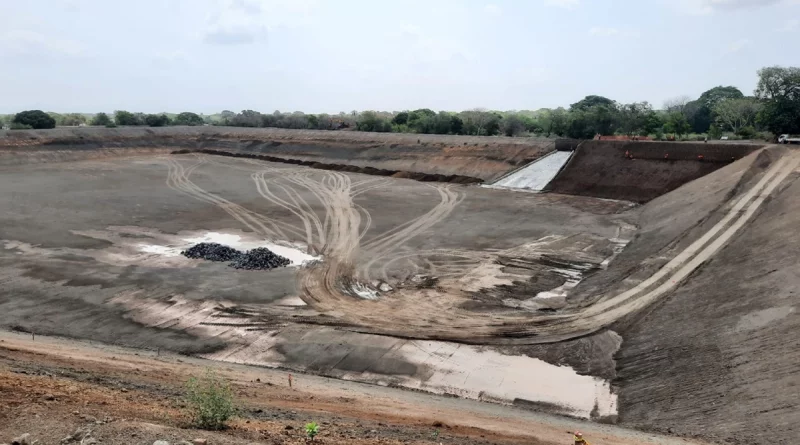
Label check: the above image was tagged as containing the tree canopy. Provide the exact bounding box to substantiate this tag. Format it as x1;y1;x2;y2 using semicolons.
91;112;112;126
173;112;205;126
756;66;800;134
13;110;56;129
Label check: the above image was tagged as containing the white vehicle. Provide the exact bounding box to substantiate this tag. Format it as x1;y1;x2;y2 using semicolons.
778;134;800;144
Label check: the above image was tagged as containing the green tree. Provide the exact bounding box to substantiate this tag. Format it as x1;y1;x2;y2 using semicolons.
708;124;723;140
144;113;170;127
566;110;593;139
500;113;526;137
642;111;664;136
713;98;762;134
664;111;691;139
306;114;319;129
115;110;144;126
569;95;619;137
91;112;112;126
548;108;569;137
616;102;652;136
449;114;464;135
356;111;392;132
47;112;64;126
173;112;205;126
230;110;263;127
219;110;236;125
688;86;744;133
12;110;56;129
755;66;800;134
392;111;409;125
570;95;615;111
60;113;87;126
430;112;454;134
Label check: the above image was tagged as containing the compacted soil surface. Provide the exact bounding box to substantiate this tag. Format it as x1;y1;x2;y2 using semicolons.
0;331;708;445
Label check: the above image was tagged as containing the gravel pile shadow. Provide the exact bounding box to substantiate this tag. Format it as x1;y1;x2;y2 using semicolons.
181;243;290;270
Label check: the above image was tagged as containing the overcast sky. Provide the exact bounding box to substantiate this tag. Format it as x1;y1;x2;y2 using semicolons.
1;0;799;114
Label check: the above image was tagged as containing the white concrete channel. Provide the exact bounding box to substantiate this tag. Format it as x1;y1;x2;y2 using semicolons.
486;150;573;191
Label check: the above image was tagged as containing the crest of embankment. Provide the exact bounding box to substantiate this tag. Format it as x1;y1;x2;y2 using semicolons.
0;127;558;181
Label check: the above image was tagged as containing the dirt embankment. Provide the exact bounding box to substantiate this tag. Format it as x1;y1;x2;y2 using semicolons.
545;141;764;203
611;147;800;445
0;332;706;445
0;127;555;181
555;146;798;444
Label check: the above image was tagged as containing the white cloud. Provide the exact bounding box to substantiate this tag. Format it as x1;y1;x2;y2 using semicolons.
544;0;580;9
0;30;85;57
778;18;799;31
676;0;788;15
726;38;752;53
484;3;502;16
152;50;190;67
202;0;318;45
387;24;475;64
589;27;620;37
588;27;640;38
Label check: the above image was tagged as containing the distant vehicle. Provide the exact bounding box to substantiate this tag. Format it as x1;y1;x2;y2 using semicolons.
720;136;729;140
778;134;800;144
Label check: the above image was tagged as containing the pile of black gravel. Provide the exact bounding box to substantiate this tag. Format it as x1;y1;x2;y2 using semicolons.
181;243;243;262
181;243;291;271
228;247;291;270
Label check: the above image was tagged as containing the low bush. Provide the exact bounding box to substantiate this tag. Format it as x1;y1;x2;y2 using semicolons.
184;369;236;430
305;422;319;440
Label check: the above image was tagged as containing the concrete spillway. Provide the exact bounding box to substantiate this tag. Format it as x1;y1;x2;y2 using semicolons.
489;150;573;191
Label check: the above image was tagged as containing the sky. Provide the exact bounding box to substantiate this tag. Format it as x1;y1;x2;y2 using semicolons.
1;0;799;114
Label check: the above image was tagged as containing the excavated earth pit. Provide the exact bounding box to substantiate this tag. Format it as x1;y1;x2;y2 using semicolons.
1;128;796;444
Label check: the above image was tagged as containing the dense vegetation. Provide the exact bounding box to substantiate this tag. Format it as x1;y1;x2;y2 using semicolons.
3;66;797;141
11;110;56;129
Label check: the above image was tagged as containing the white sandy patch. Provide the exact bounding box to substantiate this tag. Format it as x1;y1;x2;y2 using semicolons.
390;340;616;419
273;295;308;306
112;292;617;419
137;244;182;257
351;283;379;300
458;262;516;292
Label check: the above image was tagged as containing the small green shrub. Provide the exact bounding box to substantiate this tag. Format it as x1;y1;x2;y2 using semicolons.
184;369;236;430
708;124;723;140
9;123;33;130
305;422;319;440
736;126;756;139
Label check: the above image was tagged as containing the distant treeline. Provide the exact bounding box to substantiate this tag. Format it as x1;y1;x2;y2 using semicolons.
3;66;798;141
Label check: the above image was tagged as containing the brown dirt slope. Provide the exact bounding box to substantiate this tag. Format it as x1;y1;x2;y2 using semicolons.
0;127;556;181
545;141;763;203
613;148;800;445
0;332;706;445
565;147;779;309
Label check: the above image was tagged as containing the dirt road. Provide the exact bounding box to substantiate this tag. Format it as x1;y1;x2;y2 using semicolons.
0;331;709;445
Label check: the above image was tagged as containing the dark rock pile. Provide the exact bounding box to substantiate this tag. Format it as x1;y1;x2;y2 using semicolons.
181;243;291;271
181;243;243;262
228;247;291;270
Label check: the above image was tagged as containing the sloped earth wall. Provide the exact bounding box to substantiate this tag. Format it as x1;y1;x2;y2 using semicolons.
0;126;555;182
612;148;800;445
545;141;764;203
554;147;798;444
